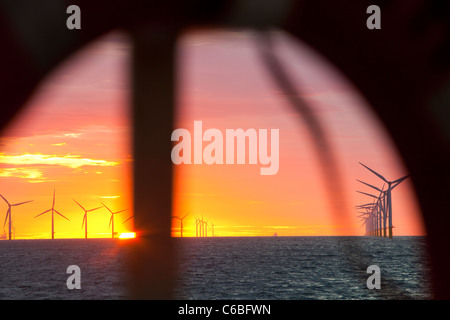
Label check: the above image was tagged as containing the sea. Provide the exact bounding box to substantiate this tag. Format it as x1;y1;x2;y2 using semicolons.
0;236;432;300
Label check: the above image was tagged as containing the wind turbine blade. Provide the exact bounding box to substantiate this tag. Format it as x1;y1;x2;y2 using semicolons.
34;209;52;218
74;200;86;211
101;203;113;214
82;214;86;228
181;212;190;220
52;189;56;208
12;200;33;206
356;191;378;199
87;206;103;212
357;213;368;218
0;194;10;206
393;175;409;184
123;216;133;224
109;216;112;230
54;209;70;221
391;175;409;189
356;179;382;192
3;208;10;228
113;209;126;214
359;162;388;183
356;204;375;208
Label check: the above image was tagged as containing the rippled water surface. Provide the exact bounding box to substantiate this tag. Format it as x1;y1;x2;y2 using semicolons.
0;236;432;299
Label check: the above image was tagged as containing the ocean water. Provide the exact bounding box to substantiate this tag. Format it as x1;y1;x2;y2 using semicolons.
0;236;432;300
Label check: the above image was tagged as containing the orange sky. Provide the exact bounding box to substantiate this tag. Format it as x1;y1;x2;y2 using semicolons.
0;30;425;239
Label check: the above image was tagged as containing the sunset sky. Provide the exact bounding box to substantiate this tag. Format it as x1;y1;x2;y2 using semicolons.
0;30;425;239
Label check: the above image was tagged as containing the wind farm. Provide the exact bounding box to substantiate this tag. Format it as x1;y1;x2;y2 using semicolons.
1;189;226;239
193;215;218;238
356;162;409;238
0;192;134;240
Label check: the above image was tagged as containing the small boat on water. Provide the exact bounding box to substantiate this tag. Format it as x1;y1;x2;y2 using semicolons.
273;232;278;237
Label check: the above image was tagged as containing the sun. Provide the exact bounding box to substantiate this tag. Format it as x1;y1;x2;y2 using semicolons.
118;232;136;239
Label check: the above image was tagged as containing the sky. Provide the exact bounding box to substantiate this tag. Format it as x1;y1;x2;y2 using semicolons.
0;29;425;239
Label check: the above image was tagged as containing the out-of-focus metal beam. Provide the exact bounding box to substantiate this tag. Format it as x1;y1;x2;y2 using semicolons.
128;26;177;299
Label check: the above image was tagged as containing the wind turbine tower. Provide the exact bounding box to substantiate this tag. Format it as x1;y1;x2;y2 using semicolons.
0;194;32;240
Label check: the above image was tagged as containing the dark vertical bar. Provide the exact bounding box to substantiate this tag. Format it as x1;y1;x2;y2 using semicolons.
128;26;176;299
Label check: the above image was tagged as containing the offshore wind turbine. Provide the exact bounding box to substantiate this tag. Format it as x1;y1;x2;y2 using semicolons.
202;216;209;237
35;190;70;239
0;194;33;240
194;215;201;237
195;216;198;237
102;203;126;239
359;162;409;238
74;200;102;239
172;212;189;237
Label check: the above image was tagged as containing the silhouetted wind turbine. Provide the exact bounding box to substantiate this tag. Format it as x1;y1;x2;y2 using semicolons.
203;217;209;237
102;203;126;239
0;194;32;240
74;200;102;239
194;215;199;237
359;162;409;238
172;212;189;237
35;190;70;239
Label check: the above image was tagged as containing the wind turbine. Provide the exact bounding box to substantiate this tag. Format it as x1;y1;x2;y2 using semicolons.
194;215;201;237
197;215;205;237
35;190;70;239
74;200;102;239
172;212;189;237
102;203;126;239
0;194;32;240
202;216;208;237
359;162;409;238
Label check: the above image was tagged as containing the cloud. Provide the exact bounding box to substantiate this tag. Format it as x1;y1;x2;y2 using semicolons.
263;226;297;229
63;133;82;138
0;153;119;168
0;167;44;180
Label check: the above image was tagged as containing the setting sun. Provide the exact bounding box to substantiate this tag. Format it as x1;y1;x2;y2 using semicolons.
119;232;136;239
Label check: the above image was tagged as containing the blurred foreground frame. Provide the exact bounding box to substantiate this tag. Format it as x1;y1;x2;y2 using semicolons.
0;0;449;299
